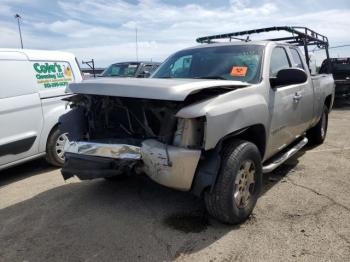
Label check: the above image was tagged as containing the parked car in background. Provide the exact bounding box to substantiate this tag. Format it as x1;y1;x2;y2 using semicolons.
81;68;105;79
320;57;350;98
100;61;160;78
0;49;82;171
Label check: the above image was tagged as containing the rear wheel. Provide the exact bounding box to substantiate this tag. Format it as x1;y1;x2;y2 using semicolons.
204;140;262;224
46;126;68;167
307;106;329;145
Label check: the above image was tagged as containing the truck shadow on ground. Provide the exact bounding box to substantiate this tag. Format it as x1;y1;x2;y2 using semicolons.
261;150;304;196
0;151;304;262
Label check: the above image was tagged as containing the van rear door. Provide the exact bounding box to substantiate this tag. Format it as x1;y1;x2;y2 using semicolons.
0;51;43;167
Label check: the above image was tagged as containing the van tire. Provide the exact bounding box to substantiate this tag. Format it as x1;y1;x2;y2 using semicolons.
46;126;67;167
307;106;329;145
204;140;262;224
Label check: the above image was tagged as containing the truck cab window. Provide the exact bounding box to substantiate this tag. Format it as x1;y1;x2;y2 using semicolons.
290;48;304;69
270;47;291;77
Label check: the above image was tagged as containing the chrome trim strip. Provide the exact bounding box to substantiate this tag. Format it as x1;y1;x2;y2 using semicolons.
64;141;141;160
263;137;308;173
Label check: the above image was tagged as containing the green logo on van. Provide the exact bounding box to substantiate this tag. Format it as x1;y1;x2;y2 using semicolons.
33;62;73;89
33;62;62;74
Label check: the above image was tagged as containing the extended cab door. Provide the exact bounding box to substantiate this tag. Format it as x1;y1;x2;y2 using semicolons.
288;47;314;132
266;46;304;157
0;52;43;167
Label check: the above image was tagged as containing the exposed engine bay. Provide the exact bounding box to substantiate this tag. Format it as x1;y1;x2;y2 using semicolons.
61;94;206;190
66;94;205;148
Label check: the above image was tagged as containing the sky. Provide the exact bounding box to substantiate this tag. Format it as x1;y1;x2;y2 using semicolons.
0;0;349;67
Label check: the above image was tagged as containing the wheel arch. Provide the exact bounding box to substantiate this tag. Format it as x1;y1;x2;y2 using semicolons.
219;124;267;159
38;99;70;153
45;123;60;150
191;124;266;197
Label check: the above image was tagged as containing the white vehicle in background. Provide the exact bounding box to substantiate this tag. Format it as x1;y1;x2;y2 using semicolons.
0;49;82;170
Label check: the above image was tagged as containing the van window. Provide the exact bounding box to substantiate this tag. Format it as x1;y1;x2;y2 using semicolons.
31;61;75;90
290;48;304;69
0;60;37;99
270;47;291;77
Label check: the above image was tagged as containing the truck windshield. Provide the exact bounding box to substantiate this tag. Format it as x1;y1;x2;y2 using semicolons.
152;45;264;83
101;63;140;77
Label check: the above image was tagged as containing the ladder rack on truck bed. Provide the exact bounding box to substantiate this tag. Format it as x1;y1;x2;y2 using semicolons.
196;26;330;70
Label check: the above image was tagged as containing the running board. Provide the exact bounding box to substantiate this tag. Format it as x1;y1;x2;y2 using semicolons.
262;137;308;173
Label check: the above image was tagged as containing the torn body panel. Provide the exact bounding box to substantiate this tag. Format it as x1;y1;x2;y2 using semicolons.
141;139;201;191
176;84;269;158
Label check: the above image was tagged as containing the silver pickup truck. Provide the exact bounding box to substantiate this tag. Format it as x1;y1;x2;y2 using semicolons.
60;27;334;224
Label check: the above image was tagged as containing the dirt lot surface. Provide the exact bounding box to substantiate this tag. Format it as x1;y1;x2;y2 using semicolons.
1;107;350;262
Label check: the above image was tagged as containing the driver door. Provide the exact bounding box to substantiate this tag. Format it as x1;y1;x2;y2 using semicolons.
266;46;303;158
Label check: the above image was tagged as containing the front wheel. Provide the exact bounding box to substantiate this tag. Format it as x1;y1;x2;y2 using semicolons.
204;140;262;224
46;126;68;167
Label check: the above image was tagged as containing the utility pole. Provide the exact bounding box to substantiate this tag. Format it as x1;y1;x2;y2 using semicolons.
135;27;139;62
14;14;23;49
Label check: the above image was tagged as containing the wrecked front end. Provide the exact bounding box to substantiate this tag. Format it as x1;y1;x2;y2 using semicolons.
60;95;205;191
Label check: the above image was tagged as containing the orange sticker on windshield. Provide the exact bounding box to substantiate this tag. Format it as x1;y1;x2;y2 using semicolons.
230;66;248;77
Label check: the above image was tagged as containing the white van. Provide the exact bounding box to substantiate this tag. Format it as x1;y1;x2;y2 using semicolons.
0;49;82;170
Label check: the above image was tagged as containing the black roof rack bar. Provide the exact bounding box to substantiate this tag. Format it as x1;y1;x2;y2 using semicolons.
196;26;328;46
196;26;330;69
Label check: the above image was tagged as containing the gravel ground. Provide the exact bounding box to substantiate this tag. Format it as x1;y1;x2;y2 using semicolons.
0;107;349;262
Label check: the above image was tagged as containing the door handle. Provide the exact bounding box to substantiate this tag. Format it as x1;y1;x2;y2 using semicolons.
293;92;302;102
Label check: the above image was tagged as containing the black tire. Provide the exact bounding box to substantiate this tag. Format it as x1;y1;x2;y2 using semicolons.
46;126;68;167
307;106;329;145
204;140;262;224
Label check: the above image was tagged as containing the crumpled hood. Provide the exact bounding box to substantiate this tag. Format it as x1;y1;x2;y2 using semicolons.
66;77;249;101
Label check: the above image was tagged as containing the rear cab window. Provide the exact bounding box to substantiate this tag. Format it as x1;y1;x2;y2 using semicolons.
289;48;305;69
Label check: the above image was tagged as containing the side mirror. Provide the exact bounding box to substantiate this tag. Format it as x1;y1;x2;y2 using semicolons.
270;68;307;88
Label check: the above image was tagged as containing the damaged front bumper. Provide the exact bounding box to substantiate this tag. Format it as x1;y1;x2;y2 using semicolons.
62;139;201;191
63;141;141;160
